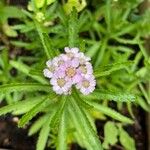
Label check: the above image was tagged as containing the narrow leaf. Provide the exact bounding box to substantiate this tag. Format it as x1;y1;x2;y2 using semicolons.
86;101;133;124
69;97;103;150
94;61;133;78
29;114;49;136
50;96;67;130
119;127;136;150
19;94;57;127
10;60;47;84
0;83;50;93
56;109;67;150
68;8;79;47
37;113;54;150
35;21;55;58
83;89;136;102
0;96;44;116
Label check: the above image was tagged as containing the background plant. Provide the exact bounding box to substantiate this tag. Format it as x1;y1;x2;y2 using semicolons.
0;0;150;150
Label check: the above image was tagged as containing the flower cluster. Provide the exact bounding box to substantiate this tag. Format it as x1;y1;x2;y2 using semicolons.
43;47;96;95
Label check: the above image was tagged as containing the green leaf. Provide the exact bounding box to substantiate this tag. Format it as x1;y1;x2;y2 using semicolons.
0;83;50;93
35;21;56;58
29;114;49;136
136;97;150;112
0;6;25;23
94;61;133;78
37;113;53;150
2;23;18;37
86;101;133;124
69;97;103;150
94;38;108;67
50;96;67;130
19;94;57;127
63;0;86;14
56;109;67;150
103;122;118;149
10;60;47;84
0;96;44;116
119;127;136;150
68;8;79;47
83;89;136;102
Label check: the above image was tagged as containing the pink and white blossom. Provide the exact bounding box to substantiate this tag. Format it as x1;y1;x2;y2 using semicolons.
50;76;72;95
76;75;96;95
43;47;96;95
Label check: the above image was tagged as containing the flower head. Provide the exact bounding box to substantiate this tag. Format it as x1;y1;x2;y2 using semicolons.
43;47;96;95
50;76;72;95
76;75;96;95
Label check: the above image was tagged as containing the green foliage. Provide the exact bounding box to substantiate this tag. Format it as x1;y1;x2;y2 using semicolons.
19;94;57;127
0;83;50;93
103;122;118;149
102;122;136;150
84;89;136;102
69;97;103;150
0;0;150;150
86;101;133;124
36;113;53;150
119;126;136;150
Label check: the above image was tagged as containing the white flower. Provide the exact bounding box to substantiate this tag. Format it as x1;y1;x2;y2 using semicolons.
64;47;79;58
77;62;93;78
50;76;72;95
77;52;91;64
76;75;96;95
43;60;55;78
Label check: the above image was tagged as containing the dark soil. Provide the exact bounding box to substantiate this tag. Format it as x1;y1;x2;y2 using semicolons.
0;115;36;150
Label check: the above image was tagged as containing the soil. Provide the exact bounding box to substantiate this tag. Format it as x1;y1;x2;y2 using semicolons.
0;115;36;150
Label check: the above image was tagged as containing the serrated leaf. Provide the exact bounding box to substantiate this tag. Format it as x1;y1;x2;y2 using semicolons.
69;97;103;150
94;61;133;78
19;94;57;127
50;96;67;130
68;8;79;47
0;83;50;93
83;89;136;102
86;101;133;124
119;127;136;150
29;114;49;136
35;21;56;59
36;113;53;150
103;122;118;149
10;60;47;84
0;96;44;116
56;108;67;150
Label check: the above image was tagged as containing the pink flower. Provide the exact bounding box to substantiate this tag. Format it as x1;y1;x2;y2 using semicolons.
52;54;69;67
76;75;96;95
64;47;79;58
43;47;96;95
77;52;91;64
77;62;93;78
50;76;72;95
55;58;81;84
43;60;55;78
